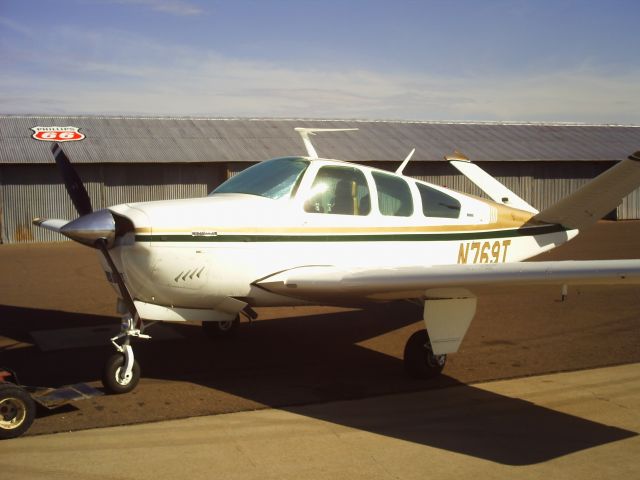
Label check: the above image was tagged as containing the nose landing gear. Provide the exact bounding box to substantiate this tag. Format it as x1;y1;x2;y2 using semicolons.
102;314;150;394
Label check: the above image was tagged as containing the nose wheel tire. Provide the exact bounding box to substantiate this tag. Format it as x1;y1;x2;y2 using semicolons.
0;384;35;440
403;329;447;379
202;316;240;339
102;353;141;394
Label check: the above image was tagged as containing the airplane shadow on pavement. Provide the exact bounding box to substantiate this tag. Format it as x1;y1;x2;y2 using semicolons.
291;381;636;466
0;302;636;465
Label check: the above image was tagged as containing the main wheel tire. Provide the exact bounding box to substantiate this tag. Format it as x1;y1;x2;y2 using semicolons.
102;353;141;394
202;316;240;339
403;329;447;379
0;384;35;440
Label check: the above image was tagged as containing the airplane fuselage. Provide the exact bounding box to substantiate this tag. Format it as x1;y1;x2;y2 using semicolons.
102;156;578;318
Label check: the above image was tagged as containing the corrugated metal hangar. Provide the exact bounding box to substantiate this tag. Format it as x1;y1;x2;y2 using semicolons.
1;115;639;243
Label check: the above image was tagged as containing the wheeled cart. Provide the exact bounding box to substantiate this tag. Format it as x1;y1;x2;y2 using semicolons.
0;367;103;440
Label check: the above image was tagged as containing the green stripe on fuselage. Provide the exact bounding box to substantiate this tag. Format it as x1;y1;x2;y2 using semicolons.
135;224;566;243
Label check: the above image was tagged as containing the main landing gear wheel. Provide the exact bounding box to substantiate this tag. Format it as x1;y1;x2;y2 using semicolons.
102;353;141;394
202;315;240;339
0;384;35;440
403;329;447;379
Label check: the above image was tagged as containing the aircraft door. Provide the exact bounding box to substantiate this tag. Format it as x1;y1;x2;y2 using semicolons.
303;165;371;216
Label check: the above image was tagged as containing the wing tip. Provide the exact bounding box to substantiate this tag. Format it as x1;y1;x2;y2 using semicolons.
444;150;470;162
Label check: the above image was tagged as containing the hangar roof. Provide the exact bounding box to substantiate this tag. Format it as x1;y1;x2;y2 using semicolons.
1;115;639;164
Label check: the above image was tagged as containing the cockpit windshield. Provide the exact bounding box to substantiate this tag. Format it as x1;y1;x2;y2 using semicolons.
210;157;310;200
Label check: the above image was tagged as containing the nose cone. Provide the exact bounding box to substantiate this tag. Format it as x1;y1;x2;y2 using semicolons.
60;209;116;247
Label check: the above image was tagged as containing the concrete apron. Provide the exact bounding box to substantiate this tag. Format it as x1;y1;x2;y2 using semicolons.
1;363;638;480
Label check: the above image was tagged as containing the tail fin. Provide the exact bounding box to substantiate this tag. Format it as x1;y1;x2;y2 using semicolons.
533;152;640;230
448;153;538;214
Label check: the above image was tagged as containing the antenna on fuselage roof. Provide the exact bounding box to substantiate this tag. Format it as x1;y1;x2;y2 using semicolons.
395;148;416;175
294;127;358;159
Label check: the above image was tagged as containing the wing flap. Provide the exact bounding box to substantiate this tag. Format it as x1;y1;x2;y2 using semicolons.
257;259;640;302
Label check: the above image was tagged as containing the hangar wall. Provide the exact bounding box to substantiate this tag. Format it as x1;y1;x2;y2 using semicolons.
1;116;639;244
618;187;640;219
0;164;224;243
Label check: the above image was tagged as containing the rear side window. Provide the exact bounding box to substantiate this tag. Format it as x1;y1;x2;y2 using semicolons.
304;166;371;215
417;183;461;218
372;172;413;217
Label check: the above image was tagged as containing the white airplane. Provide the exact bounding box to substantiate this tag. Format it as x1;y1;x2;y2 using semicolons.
34;128;640;394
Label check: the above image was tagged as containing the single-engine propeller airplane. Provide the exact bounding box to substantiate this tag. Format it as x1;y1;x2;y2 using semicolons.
33;128;640;394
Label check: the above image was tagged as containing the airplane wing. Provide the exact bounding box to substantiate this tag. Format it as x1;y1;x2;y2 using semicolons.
256;259;640;303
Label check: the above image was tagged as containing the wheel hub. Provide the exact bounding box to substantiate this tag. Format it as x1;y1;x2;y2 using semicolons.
114;367;133;386
0;397;27;430
218;320;234;331
428;352;447;368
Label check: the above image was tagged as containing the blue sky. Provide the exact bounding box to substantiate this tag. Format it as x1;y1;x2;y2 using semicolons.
1;0;639;123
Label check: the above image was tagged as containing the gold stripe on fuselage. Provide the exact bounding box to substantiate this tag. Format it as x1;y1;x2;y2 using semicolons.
134;210;539;235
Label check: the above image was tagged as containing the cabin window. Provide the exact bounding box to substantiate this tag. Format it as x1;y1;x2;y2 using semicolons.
210;157;309;200
417;183;461;218
372;172;413;217
304;166;371;215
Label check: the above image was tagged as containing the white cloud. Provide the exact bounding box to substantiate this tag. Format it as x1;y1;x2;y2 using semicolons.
1;25;639;124
109;0;204;16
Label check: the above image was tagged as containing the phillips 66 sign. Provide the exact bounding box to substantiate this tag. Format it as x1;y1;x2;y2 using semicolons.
31;126;85;142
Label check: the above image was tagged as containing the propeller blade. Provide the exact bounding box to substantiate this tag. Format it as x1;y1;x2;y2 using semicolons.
32;217;70;233
51;143;93;216
96;239;139;320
